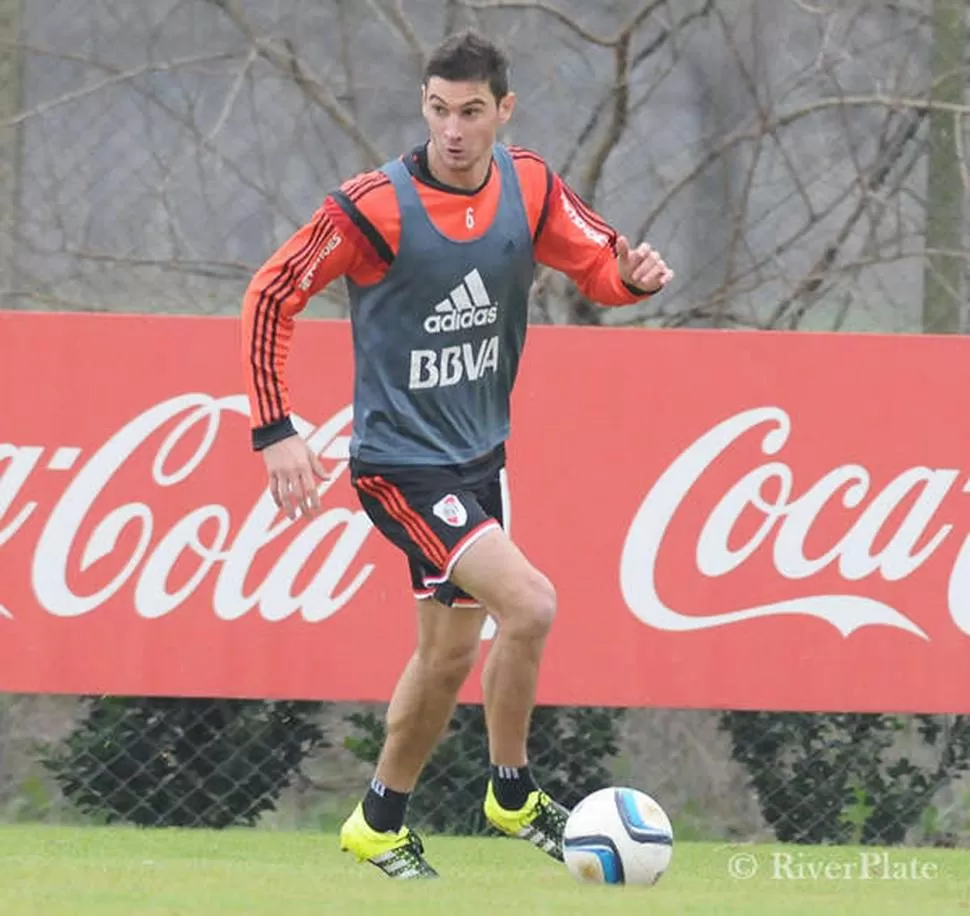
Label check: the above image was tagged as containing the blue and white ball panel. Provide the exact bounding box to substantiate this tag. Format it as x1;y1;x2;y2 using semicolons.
614;787;674;846
562;834;625;884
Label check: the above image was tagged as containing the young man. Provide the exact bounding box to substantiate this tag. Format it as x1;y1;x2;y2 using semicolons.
241;29;672;879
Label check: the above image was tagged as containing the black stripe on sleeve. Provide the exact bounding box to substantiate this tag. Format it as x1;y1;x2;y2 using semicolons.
331;190;394;266
252;216;330;423
532;162;554;245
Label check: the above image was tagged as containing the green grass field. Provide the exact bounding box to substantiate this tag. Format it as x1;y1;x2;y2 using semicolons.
0;825;967;915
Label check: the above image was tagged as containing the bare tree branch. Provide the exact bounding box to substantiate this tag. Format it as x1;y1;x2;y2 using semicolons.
617;0;668;41
366;0;426;68
206;0;385;168
206;46;257;142
444;0;462;36
740;110;925;329
336;0;359;117
578;32;630;204
1;40;306;227
611;246;970;331
879;0;932;28
462;0;667;48
635;90;969;244
55;249;255;280
0;47;239;128
558;0;715;181
955;110;970;193
458;0;615;46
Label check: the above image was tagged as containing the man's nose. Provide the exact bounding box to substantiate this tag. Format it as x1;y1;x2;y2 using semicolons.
443;118;463;142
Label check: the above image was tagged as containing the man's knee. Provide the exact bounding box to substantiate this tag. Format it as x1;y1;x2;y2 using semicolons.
496;572;557;641
418;639;479;693
448;529;557;640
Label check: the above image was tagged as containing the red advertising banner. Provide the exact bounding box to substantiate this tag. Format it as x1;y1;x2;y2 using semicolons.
2;310;970;713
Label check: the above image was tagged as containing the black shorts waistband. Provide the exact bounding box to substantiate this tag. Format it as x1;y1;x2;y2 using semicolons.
350;443;506;483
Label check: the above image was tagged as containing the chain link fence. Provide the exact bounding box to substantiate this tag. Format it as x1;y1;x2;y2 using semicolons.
2;695;970;848
2;0;970;851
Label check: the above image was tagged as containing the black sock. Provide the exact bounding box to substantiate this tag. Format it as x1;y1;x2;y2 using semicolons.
490;764;537;809
361;777;410;833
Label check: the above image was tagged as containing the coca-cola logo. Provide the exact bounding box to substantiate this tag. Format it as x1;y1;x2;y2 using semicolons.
620;405;970;639
1;394;376;622
10;396;967;644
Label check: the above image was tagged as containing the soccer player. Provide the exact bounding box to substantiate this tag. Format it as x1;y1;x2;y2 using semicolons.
241;29;673;879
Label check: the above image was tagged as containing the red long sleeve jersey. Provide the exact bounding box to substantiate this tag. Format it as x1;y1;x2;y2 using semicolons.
243;144;648;436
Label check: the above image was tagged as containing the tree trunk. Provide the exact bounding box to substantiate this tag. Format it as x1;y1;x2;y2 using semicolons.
0;0;24;308
921;0;966;334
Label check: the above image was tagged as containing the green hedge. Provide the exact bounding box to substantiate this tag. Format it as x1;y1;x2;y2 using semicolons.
43;696;327;828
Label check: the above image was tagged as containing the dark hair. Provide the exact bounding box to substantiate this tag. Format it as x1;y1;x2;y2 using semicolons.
423;29;510;102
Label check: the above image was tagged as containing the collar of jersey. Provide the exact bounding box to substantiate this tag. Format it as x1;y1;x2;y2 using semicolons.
405;142;495;197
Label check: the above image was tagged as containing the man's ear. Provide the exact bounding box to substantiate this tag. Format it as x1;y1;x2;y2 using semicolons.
498;91;517;125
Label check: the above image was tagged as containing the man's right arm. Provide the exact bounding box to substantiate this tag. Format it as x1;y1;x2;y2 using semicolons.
242;196;358;451
242;170;399;519
243;167;399;453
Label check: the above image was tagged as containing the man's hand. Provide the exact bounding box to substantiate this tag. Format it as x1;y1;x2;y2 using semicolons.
261;434;329;521
616;236;674;294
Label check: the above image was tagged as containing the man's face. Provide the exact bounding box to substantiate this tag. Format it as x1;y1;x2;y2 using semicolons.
421;77;514;173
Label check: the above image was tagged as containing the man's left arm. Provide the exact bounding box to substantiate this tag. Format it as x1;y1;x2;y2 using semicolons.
533;171;673;305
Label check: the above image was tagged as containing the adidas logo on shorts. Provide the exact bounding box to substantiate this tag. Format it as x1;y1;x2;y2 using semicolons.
423;268;498;334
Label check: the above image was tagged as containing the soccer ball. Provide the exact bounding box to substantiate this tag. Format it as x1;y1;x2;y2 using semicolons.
562;786;673;886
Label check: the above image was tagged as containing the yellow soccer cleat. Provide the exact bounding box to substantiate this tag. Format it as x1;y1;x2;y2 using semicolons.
483;781;570;862
339;803;439;879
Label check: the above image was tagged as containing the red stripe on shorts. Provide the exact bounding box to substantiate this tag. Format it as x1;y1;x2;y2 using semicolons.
356;475;449;568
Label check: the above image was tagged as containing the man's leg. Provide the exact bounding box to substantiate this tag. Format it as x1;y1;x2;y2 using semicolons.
340;596;484;877
448;528;569;859
343;449;557;871
365;596;486;819
456;535;553;771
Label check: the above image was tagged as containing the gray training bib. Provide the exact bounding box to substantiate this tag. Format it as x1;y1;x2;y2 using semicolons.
346;143;536;467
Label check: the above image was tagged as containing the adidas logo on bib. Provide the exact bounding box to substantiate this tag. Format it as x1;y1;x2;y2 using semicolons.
423;269;498;334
